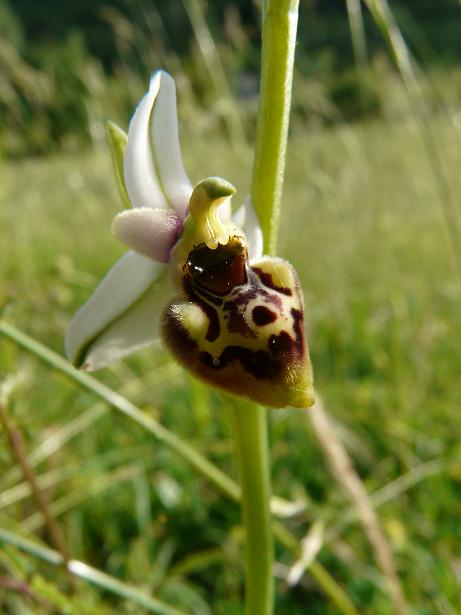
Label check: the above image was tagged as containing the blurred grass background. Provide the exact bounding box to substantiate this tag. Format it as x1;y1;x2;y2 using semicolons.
2;0;461;613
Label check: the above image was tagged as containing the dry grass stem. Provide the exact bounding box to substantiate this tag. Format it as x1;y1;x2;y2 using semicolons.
0;383;75;591
307;396;408;615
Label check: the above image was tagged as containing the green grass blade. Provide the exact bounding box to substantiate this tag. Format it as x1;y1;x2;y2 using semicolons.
0;319;240;503
0;527;188;615
182;0;247;157
0;320;358;614
0;320;302;519
345;0;368;72
363;0;461;279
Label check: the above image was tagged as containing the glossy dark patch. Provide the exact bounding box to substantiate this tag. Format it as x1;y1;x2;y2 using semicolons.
186;238;247;296
252;267;292;296
252;305;277;326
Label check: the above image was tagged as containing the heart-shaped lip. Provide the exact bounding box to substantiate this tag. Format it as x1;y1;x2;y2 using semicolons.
162;256;314;409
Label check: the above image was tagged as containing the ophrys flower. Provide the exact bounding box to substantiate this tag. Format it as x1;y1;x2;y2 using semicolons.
66;70;314;408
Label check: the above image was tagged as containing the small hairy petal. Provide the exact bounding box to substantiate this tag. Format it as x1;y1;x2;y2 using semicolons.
112;208;182;263
65;251;167;369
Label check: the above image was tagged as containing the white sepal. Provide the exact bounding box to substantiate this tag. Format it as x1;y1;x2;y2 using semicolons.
77;270;172;371
152;72;193;217
234;197;263;261
123;71;192;215
65;251;167;369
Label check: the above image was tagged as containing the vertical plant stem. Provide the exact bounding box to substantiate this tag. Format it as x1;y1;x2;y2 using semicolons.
230;2;300;613
230;401;273;615
251;0;299;255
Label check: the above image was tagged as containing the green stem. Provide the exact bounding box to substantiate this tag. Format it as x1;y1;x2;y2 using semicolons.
230;401;273;615
251;0;299;255
0;527;187;615
230;2;300;612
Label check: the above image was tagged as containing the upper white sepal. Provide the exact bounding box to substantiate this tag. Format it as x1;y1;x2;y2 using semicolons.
123;71;192;216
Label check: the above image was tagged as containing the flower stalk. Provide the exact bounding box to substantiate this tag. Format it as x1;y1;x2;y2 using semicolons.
230;397;274;615
251;0;299;255
233;1;300;613
230;399;273;615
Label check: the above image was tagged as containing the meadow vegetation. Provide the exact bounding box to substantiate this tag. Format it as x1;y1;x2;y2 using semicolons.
2;1;461;613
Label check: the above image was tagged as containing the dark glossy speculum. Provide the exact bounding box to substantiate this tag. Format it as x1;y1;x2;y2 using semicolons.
185;236;248;296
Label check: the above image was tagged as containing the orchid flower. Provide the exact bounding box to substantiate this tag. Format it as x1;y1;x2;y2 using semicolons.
65;70;314;408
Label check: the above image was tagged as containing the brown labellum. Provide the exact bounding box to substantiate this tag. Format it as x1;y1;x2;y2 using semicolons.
162;236;314;408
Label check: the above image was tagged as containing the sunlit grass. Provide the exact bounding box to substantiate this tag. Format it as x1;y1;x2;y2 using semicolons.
2;83;461;612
